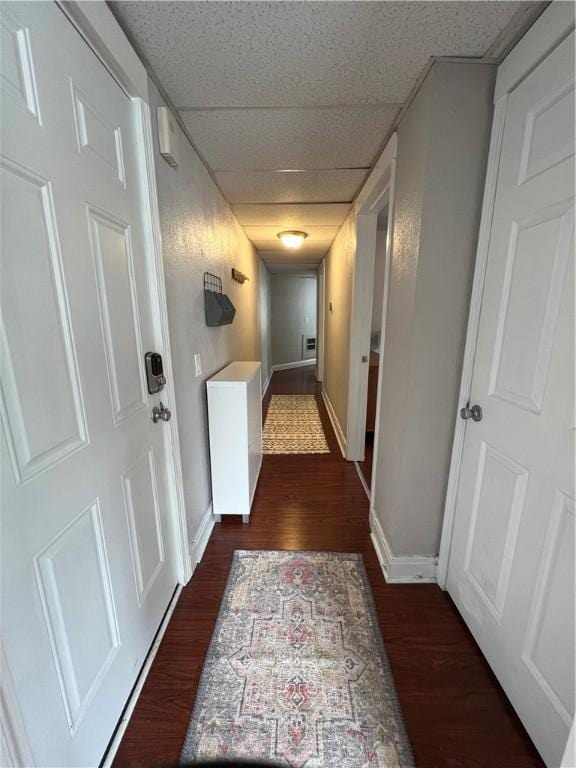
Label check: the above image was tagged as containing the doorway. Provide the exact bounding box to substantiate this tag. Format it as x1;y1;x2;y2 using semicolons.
345;135;397;468
358;207;388;491
269;270;318;373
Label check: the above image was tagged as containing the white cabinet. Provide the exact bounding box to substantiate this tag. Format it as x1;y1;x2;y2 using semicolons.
207;361;262;522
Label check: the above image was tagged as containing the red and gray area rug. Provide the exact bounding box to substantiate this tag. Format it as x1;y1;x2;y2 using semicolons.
180;550;414;767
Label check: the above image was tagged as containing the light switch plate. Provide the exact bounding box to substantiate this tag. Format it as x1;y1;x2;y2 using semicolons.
194;353;202;377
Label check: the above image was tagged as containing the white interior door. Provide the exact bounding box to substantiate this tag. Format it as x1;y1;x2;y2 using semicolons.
447;31;575;767
1;3;178;765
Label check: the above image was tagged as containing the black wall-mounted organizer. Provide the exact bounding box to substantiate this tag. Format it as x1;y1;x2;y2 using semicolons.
204;272;236;326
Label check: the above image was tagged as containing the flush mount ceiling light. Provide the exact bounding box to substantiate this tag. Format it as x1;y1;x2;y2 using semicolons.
277;230;308;250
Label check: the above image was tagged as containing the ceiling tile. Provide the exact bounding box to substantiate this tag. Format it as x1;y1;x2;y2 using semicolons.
233;203;351;227
243;225;339;243
250;241;331;257
180;106;399;170
113;2;524;107
266;264;320;275
215;169;367;204
259;251;324;268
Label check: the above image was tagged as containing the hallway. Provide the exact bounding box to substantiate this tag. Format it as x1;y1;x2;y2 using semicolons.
113;366;542;768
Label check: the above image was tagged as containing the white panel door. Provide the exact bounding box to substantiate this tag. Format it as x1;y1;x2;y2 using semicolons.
447;32;574;767
0;3;178;765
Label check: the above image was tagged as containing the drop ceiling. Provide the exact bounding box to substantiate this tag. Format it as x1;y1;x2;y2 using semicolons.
112;1;543;267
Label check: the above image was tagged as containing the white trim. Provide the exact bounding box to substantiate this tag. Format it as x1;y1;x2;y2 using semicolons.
57;2;148;99
136;100;192;586
367;157;397;508
190;504;215;566
321;387;346;458
494;1;575;101
436;96;508;589
345;134;398;461
370;509;438;584
354;461;371;502
101;586;182;768
271;359;316;372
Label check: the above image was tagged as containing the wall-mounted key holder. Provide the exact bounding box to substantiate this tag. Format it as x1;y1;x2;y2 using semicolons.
145;352;166;394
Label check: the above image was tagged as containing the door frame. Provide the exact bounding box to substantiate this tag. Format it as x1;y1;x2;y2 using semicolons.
315;261;325;382
437;1;575;589
57;0;192;586
345;133;397;461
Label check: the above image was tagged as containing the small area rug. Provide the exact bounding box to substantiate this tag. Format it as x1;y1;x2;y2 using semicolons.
180;550;414;767
262;395;330;454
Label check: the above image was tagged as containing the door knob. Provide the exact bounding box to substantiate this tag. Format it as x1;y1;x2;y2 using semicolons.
460;403;483;422
152;401;171;423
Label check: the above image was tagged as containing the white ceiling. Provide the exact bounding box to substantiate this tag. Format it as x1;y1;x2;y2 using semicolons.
112;1;542;268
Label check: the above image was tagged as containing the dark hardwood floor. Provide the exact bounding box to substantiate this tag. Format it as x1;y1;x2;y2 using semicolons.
113;365;543;768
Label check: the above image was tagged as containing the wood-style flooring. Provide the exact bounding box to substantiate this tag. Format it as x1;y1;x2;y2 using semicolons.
113;365;543;768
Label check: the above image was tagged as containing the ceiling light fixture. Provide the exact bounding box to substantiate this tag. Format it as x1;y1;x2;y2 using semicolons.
277;230;308;250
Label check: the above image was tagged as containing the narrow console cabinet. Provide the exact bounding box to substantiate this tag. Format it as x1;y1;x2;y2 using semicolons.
207;361;262;522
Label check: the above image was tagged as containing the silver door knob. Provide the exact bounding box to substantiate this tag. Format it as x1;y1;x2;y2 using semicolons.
152;401;171;423
460;403;483;422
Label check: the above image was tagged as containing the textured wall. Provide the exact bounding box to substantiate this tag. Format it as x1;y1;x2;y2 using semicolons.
149;79;264;549
372;62;495;557
270;275;317;366
322;214;356;435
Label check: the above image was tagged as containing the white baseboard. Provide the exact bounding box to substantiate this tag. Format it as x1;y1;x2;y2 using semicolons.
271;359;316;372
370;508;438;584
321;387;346;458
101;585;182;767
190;503;215;566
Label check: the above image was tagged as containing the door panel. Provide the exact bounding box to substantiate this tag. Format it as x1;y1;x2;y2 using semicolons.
33;501;120;734
489;200;573;413
71;82;126;185
122;450;165;606
447;31;574;766
88;205;147;424
522;492;575;725
0;3;177;765
464;442;528;620
0;159;88;482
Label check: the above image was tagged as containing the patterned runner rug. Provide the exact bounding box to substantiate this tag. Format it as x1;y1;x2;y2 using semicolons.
180;550;414;768
263;395;330;454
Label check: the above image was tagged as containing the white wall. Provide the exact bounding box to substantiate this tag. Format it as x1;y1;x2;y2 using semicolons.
373;61;495;557
270;274;317;366
149;79;266;549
